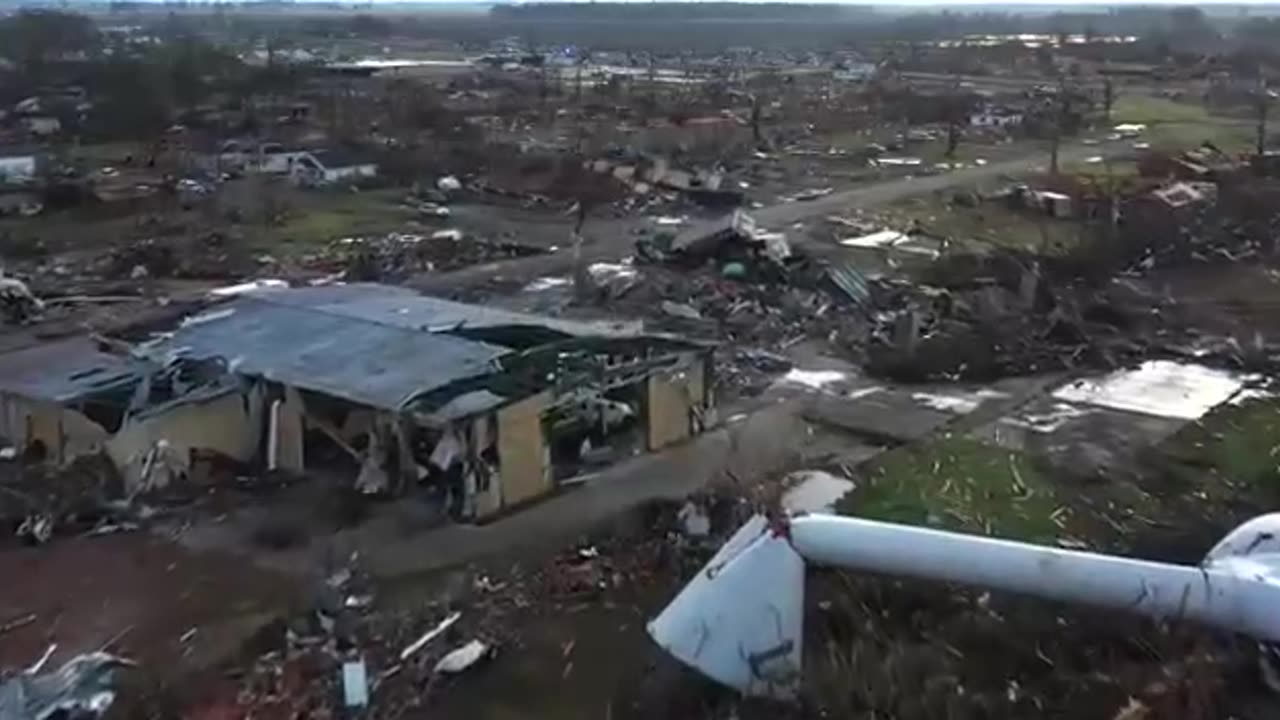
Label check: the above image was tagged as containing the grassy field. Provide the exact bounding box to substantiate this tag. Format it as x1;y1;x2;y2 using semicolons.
252;188;412;252
836;394;1280;548
0;183;416;268
1111;95;1255;153
1155;397;1280;509
838;435;1066;542
878;192;1092;255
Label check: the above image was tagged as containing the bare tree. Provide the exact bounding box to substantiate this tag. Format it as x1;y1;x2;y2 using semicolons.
1049;76;1072;176
1103;77;1115;123
750;93;763;144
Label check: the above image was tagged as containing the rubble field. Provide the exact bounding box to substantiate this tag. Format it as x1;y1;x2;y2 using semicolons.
7;6;1280;719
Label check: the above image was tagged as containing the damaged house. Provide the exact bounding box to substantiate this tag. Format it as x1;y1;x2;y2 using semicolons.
119;283;715;519
0;336;258;494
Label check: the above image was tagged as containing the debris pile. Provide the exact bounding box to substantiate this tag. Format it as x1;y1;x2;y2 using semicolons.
599;264;868;395
208;498;748;718
865;188;1280;382
0;648;134;720
311;232;546;282
100;233;255;281
0;454;131;547
0;275;43;325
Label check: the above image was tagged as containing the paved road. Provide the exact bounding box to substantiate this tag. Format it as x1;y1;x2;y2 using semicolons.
900;71;1184;97
411;141;1129;293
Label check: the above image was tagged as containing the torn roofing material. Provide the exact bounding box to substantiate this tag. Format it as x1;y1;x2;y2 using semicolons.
141;284;651;412
0;337;145;403
144;294;509;412
241;283;642;338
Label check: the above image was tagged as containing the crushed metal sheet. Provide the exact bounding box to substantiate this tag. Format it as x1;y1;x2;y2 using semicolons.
1000;402;1094;433
777;369;851;392
523;277;571;292
1229;387;1277;406
839;229;909;249
586;262;638;282
1052;361;1244;420
0;651;135;720
207;279;288;298
180;308;236;328
0;337;145;404
825;262;871;306
434;640;489;674
400;611;462;661
911;389;1006;415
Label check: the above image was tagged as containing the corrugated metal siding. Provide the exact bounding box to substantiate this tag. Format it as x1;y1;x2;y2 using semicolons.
825;262;871;307
0;337;143;403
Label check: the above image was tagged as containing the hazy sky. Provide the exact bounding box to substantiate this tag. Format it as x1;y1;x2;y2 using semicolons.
467;0;1278;5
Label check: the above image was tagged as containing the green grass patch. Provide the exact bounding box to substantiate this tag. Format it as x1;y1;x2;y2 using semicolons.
839;436;1065;542
1157;398;1280;504
1144;122;1253;154
252;189;410;251
880;193;1089;255
1112;96;1215;126
1111;95;1254;153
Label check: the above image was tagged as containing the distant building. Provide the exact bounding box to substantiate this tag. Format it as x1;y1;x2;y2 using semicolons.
203;141;379;184
290;149;380;186
833;62;877;82
969;106;1024;129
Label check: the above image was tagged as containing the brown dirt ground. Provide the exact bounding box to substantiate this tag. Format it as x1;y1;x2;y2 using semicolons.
0;532;296;679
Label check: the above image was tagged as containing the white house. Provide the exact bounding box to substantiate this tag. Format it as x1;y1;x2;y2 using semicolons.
833;62;878;82
969;108;1024;130
289;149;379;186
258;143;313;174
210;140;311;176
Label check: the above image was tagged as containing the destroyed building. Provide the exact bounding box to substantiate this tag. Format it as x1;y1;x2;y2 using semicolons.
0;335;253;494
99;283;714;519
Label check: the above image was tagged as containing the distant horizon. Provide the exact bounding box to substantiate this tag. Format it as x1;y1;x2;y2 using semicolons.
9;0;1280;5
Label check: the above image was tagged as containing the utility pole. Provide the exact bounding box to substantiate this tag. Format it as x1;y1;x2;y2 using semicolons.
538;59;548;116
945;73;961;160
1050;117;1061;175
647;56;657;120
1049;76;1069;176
574;59;583;105
1256;71;1269;160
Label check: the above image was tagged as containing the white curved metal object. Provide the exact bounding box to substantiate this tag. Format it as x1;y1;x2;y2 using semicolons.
647;515;805;697
647;512;1280;698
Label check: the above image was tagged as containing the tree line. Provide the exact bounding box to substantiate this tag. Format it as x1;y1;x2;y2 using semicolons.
0;9;305;141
